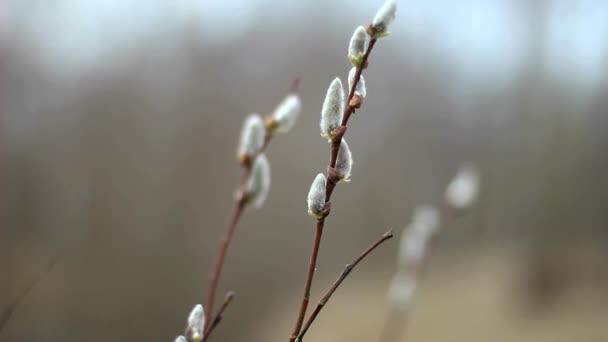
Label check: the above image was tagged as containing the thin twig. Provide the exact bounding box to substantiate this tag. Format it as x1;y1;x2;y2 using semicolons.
289;35;379;342
289;78;301;94
202;291;235;342
296;228;394;341
0;251;61;336
204;191;246;328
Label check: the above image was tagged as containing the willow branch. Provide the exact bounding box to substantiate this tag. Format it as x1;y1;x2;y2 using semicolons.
205;79;300;332
289;37;379;342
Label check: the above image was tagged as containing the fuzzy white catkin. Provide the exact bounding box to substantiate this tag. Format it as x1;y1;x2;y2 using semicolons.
348;26;368;66
372;0;397;34
237;114;265;159
398;224;428;266
348;67;367;99
444;163;480;209
272;94;301;133
175;336;188;342
335;139;353;181
307;173;327;217
186;304;205;342
398;205;440;266
245;154;271;208
388;272;417;312
320;78;345;139
411;205;440;237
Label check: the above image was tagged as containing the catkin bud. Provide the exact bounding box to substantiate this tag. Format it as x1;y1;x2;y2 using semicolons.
320;78;345;141
348;67;366;99
244;154;271;208
266;94;301;134
348;26;368;67
398;205;440;267
185;304;205;342
372;0;397;37
444;163;480;210
335;139;353;182
411;205;440;237
237;114;265;166
175;336;188;342
307;173;327;218
398;224;427;266
388;272;417;312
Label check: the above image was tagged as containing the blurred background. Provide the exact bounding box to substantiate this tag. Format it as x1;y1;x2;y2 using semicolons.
1;0;607;341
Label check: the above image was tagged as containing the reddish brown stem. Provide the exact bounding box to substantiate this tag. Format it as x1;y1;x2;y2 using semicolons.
0;251;61;336
289;220;325;342
296;228;394;341
289;36;379;341
202;291;235;342
205;137;272;324
205;194;246;327
290;78;301;93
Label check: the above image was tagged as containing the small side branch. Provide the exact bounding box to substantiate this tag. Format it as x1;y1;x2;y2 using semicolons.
202;291;235;342
296;228;394;341
0;251;61;336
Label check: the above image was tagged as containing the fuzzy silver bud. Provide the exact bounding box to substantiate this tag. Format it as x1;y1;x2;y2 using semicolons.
411;205;440;237
185;304;205;342
174;336;188;342
444;163;480;210
320;78;345;141
372;0;397;37
307;173;327;218
269;94;301;134
348;67;367;99
237;114;265;165
335;139;353;182
244;154;271;208
398;225;427;266
348;26;368;66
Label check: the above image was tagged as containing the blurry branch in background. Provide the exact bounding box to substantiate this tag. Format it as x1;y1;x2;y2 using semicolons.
290;1;397;341
380;163;481;342
174;81;302;342
0;251;62;337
